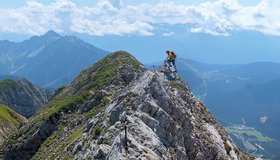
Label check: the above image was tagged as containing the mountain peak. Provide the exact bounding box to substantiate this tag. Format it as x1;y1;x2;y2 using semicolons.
65;51;145;95
27;30;61;43
43;30;61;38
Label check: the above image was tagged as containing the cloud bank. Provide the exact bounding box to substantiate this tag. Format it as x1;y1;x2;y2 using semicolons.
0;0;279;36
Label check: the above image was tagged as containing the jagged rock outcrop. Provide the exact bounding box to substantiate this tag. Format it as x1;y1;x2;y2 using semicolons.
1;51;253;160
0;78;53;118
0;104;27;146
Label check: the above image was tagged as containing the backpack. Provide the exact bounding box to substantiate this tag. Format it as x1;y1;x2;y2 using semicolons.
171;52;177;58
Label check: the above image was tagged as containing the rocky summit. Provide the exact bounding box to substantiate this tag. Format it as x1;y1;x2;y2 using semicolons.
1;51;253;160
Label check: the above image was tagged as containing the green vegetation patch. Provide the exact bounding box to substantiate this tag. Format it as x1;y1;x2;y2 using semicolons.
68;126;84;143
43;126;65;149
34;127;65;160
34;125;84;160
52;85;66;98
44;91;90;121
72;51;142;92
89;51;140;86
91;63;116;87
226;128;275;142
0;104;22;126
102;96;110;105
0;79;17;89
169;80;187;91
94;126;103;136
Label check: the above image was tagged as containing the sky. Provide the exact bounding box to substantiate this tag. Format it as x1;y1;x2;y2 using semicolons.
0;0;260;8
0;0;280;64
0;0;279;37
0;0;262;8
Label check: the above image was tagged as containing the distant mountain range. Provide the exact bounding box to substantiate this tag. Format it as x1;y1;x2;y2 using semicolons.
0;30;108;88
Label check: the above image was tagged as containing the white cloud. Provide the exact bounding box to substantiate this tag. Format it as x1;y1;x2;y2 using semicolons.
71;19;154;36
70;0;153;36
0;0;74;35
163;32;174;37
230;0;280;35
0;0;280;36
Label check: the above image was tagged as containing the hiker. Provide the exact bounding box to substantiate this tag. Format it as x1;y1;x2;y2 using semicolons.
164;50;177;72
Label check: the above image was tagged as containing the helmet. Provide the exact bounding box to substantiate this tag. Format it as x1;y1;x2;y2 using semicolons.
166;50;170;53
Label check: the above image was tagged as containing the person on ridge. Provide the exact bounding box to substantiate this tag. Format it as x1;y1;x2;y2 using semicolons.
164;50;177;72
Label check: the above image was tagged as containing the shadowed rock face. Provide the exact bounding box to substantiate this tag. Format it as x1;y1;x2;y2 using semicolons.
1;51;253;160
0;78;53;118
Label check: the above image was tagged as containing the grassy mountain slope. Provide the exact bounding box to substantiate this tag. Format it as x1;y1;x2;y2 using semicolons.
0;104;27;145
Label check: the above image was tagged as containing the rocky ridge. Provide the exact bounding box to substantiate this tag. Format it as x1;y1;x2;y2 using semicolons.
1;51;253;160
0;78;53;118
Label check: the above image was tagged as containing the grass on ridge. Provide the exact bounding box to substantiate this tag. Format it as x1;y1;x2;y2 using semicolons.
0;104;22;126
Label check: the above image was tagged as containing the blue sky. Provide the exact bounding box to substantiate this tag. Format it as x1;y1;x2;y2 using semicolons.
0;0;261;8
0;0;280;64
